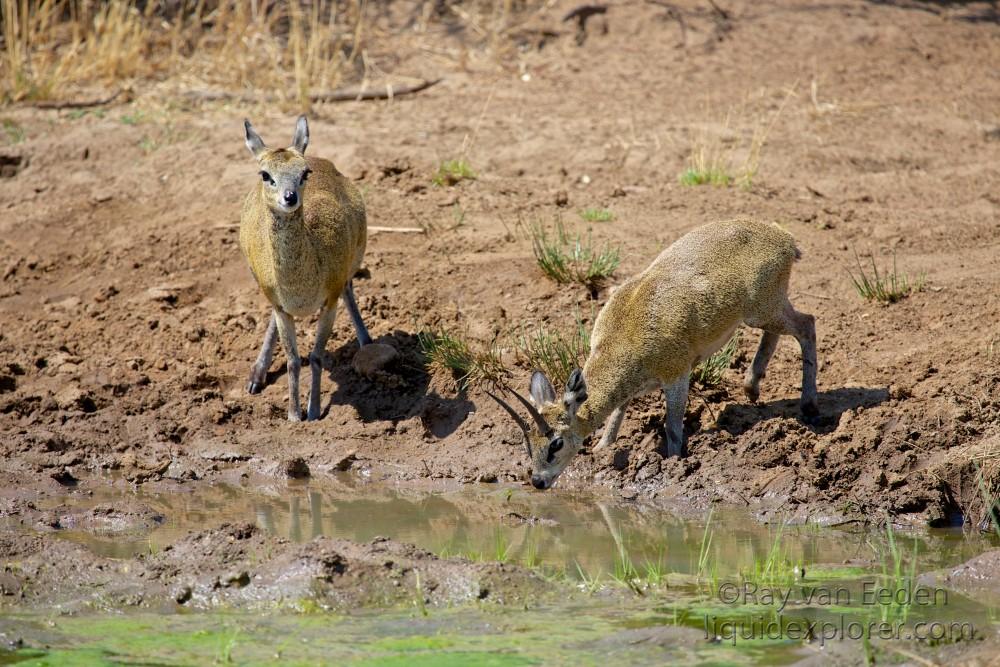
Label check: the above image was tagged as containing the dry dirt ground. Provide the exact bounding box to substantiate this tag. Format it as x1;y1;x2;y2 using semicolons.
1;0;999;531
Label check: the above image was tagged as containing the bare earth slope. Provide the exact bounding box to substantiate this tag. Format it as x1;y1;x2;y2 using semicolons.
1;0;998;526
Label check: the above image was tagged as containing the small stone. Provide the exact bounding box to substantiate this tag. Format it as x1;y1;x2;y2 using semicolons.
174;585;192;604
284;457;310;479
222;571;250;588
554;190;569;207
50;467;78;485
333;450;357;472
352;343;398;377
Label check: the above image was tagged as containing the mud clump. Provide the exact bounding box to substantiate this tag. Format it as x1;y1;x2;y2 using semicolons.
352;343;399;378
0;524;552;613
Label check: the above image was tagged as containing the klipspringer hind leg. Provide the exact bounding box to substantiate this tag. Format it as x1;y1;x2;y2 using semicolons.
754;301;818;420
248;311;278;394
273;310;303;422
742;331;780;403
307;304;337;421
783;302;819;419
662;373;689;457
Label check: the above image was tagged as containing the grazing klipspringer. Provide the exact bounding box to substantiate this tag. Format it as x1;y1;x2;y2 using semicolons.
490;218;818;489
240;116;371;421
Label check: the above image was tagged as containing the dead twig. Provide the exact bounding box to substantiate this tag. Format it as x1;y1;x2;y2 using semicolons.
645;0;687;47
706;0;729;20
32;89;123;110
368;226;425;234
184;79;442;105
215;223;424;234
562;4;607;45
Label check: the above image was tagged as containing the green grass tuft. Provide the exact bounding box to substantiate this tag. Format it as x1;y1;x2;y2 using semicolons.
431;159;476;186
1;118;24;144
679;166;731;187
515;318;591;389
690;331;741;387
530;220;620;289
848;249;924;304
579;207;614;222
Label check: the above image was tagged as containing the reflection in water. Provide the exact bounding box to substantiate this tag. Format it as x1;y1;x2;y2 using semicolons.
36;473;1000;584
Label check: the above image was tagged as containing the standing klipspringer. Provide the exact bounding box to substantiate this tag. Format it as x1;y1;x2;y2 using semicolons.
239;116;371;421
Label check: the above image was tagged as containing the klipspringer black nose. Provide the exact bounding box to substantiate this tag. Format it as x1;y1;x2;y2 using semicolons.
531;475;548;490
283;190;298;206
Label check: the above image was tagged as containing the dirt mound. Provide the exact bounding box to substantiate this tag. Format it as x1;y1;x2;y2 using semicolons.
0;524;551;612
920;549;1000;609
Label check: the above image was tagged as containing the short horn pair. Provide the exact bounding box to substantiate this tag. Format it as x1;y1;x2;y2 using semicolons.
485;388;552;459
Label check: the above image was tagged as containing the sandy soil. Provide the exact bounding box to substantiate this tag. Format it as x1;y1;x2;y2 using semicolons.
1;0;999;530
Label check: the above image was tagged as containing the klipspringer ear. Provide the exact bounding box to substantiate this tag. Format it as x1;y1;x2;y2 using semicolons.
291;115;309;155
529;371;557;407
244;119;266;159
563;368;587;415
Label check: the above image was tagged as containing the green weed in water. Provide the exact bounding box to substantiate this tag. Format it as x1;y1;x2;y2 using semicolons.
740;520;801;588
876;520;918;624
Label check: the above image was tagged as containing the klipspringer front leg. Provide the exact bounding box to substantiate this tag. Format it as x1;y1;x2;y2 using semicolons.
342;280;372;347
594;403;627;452
247;311;278;394
273;310;302;421
307;305;337;421
662;374;689;457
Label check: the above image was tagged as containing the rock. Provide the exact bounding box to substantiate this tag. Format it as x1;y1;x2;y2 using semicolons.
50;467;78;485
54;386;96;412
219;571;250;588
554;189;569;207
333;450;357;471
352;343;398;377
145;282;195;305
173;584;192;604
284;457;310;479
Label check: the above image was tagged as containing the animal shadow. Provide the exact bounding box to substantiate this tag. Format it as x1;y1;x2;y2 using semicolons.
716;386;890;437
324;330;473;437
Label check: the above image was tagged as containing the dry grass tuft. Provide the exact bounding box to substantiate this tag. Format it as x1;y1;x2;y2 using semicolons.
418;328;510;391
1;1;547;106
680;85;795;190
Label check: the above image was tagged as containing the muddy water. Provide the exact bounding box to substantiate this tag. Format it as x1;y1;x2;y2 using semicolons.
36;473;999;576
5;474;1000;666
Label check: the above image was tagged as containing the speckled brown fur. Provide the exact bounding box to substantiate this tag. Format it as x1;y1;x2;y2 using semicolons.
239;116;370;422
523;218;818;489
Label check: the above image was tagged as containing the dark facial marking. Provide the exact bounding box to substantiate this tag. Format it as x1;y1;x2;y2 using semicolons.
546;437;564;463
